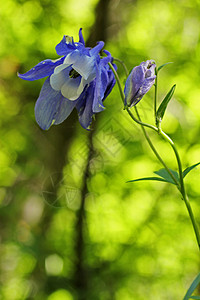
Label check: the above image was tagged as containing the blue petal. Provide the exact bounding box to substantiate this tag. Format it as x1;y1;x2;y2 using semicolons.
61;75;82;100
101;50;112;66
54;98;77;125
78;28;85;45
92;64;108;113
103;64;116;100
64;51;96;81
50;64;70;91
50;63;85;100
140;60;154;69
124;65;145;106
136;76;156;99
90;41;104;56
75;43;91;56
35;77;75;130
128;76;156;106
130;65;145;95
55;35;76;56
76;84;95;129
17;57;65;81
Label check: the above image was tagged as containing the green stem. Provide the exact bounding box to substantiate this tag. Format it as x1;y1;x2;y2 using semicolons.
159;129;200;250
108;62;125;105
108;62;158;132
134;107;180;187
126;108;158;132
109;60;200;250
154;68;158;123
108;62;179;186
113;58;129;77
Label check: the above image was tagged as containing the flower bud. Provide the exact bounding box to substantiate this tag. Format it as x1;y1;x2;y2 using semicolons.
124;60;156;107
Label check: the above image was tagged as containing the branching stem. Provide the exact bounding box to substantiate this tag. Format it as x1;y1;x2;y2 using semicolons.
109;60;200;250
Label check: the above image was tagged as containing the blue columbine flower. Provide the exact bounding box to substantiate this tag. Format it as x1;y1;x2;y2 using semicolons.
18;29;116;130
124;60;156;107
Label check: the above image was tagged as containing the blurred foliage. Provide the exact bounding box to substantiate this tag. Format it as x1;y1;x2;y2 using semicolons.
1;0;200;299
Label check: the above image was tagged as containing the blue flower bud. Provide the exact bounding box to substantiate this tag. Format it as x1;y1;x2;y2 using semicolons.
124;60;156;107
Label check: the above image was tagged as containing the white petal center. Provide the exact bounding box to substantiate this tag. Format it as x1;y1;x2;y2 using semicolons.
50;50;97;101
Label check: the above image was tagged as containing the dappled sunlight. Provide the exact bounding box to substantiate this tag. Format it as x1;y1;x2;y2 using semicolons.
1;0;200;299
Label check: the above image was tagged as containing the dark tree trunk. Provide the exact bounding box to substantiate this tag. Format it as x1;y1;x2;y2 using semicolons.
73;0;112;298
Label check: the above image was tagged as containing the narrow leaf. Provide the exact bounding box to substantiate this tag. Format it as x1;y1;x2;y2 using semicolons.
183;273;200;300
157;62;173;72
183;162;200;178
156;85;176;123
126;177;169;183
154;168;179;185
190;296;200;299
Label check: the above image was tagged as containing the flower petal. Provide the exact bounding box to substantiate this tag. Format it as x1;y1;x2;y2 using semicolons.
35;77;76;129
92;64;108;113
129;76;156;106
73;56;96;81
53;98;77;125
130;65;145;94
103;64;116;100
76;84;95;129
90;41;104;56
124;65;145;106
101;50;112;66
35;77;62;130
78;28;85;45
61;76;82;100
50;65;71;91
64;51;96;81
17;57;65;81
137;76;156;97
55;35;76;56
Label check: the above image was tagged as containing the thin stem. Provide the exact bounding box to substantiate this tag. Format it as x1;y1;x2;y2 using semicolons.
113;58;129;77
109;60;200;250
154;68;158;123
126;108;158;132
108;62;158;132
108;62;125;105
159;129;200;250
159;131;184;191
134;107;180;187
109;61;179;186
184;195;200;250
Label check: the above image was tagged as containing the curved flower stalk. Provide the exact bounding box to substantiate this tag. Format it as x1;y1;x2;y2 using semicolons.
110;58;200;254
124;60;156;107
18;29;116;130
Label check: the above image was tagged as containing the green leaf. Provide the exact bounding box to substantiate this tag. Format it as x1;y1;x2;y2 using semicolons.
156;85;176;123
154;168;179;185
126;177;169;183
183;162;200;178
157;62;173;72
127;169;180;185
190;296;200;299
183;273;200;300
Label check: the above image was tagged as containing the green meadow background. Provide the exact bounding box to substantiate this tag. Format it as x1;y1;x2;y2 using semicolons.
1;0;200;299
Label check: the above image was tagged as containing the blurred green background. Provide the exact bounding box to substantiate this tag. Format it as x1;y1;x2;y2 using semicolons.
1;0;200;299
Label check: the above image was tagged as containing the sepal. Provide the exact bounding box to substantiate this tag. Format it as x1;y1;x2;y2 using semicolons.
17;57;65;81
55;35;76;56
